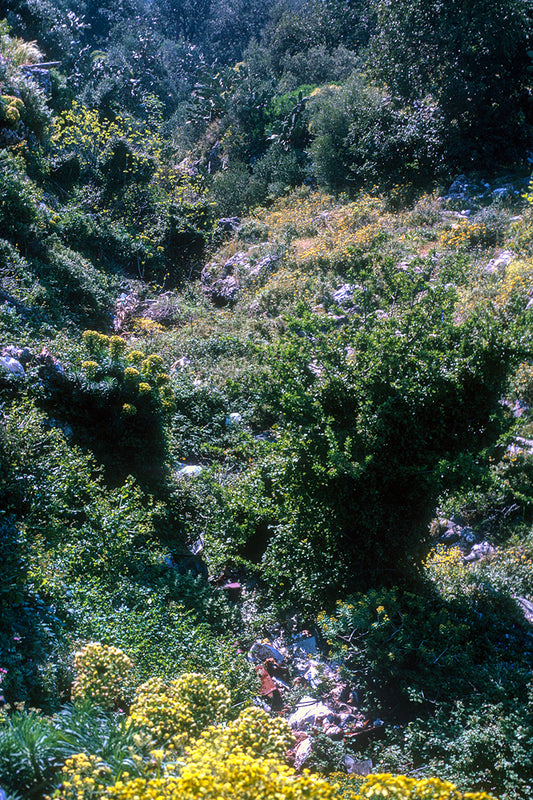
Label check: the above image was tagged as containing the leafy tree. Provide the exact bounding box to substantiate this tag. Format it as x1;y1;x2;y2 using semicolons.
369;0;532;164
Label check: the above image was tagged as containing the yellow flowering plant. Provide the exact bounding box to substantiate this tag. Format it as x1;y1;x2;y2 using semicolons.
128;673;230;750
71;643;133;711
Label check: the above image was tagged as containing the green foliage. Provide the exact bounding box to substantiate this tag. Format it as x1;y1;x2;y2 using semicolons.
0;152;40;239
0;709;70;798
207;279;514;610
307;78;445;192
371;697;533;799
320;583;532;714
369;0;532;166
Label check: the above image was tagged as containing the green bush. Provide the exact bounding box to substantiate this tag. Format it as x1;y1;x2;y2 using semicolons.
307;77;445;192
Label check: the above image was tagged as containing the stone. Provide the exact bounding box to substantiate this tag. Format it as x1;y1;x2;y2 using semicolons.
492;186;515;199
514;596;533;625
248;254;278;278
344;756;373;776
324;724;343;740
485;250;513;273
290;634;318;655
440;527;461;544
0;356;25;376
448;175;469;196
332;284;354;305
216;217;241;234
248;642;286;664
308;360;323;377
203;275;240;307
288;696;333;730
226;412;243;427
177;465;203;478
223;252;249;271
2;345;32;365
224;581;242;601
463;541;495;563
294;737;312;770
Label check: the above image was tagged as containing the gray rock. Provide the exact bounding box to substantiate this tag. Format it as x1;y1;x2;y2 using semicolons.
463;541;495;563
492;186;516;199
248;642;286;664
448;175;469;196
291;635;318;655
223;252;249;271
485;251;513;273
217;217;241;234
0;356;25;376
177;465;203;478
324;724;343;740
338;713;357;728
226;412;243;427
344;756;373;776
248;254;278;278
2;345;32;365
514;596;533;625
294;737;312;770
332;284;355;305
204;275;240;307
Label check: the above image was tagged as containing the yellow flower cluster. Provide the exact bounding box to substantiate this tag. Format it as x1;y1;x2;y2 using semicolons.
439;219;488;249
71;643;132;710
109;336;126;359
81;331;176;413
81;361;99;382
191;705;294;762
353;773;498;800
82;330;112;355
129;674;230;749
494;258;533;310
103;752;343;800
125;350;145;365
0;93;24;125
425;545;463;580
52;753;112;800
131;317;165;336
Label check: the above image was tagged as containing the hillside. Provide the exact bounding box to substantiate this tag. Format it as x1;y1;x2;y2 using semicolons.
1;3;533;799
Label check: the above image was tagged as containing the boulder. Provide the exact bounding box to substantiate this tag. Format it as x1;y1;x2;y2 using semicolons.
294;737;312;770
216;217;241;234
463;541;495;563
177;465;203;478
485;250;513;274
0;356;25;376
226;412;243;427
2;345;32;366
203;275;240;307
344;756;373;776
248;642;286;664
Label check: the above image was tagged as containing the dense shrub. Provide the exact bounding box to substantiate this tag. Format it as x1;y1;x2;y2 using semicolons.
307;77;445;192
71;644;133;710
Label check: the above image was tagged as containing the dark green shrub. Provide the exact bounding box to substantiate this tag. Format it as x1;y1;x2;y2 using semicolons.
0;709;70;798
307;76;445;192
369;0;532;167
0;152;40;239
